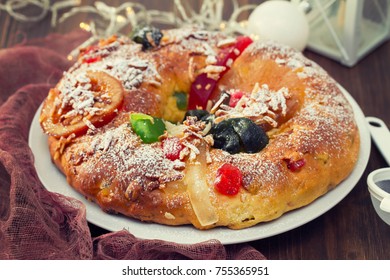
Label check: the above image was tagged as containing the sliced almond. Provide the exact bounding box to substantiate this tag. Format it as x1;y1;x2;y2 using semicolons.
40;71;124;138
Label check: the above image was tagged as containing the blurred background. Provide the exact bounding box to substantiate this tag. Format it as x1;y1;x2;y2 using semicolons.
2;0;390;259
1;0;389;66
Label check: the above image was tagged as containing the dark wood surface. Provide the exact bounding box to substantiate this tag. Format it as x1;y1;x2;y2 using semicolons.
2;0;390;259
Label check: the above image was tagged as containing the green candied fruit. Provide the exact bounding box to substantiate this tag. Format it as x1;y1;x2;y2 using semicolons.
130;113;166;143
173;91;188;110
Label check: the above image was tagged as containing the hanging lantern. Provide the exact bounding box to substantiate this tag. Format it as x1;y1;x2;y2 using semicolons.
306;0;390;66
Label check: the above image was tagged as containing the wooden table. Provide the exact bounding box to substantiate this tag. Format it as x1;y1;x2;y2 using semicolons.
2;0;390;259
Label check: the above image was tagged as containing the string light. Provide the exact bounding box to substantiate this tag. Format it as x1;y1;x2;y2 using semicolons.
1;0;258;57
79;22;91;32
1;0;256;34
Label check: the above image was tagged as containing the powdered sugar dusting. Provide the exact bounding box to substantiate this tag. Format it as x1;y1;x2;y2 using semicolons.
210;149;287;189
78;122;184;189
291;91;355;155
215;83;290;127
161;27;231;77
52;38;163;123
247;40;327;78
57;72;104;118
204;39;359;191
67;40;162;91
235;84;289;117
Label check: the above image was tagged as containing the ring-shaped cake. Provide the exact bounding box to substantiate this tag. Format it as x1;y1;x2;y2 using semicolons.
39;28;360;229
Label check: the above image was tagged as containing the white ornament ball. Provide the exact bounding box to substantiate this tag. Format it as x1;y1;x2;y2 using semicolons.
248;0;309;51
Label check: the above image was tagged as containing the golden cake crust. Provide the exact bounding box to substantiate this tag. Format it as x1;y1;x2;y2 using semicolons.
40;28;360;230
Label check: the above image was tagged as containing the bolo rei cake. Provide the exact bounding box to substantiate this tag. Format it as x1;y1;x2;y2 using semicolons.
39;27;360;229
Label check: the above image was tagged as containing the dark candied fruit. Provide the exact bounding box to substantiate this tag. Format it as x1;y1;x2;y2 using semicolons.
200;113;215;124
183;109;209;121
213;125;241;154
229;118;269;153
183;109;215;124
131;26;163;50
210;118;269;154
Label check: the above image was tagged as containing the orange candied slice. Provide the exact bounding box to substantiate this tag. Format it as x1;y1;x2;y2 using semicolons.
39;71;124;138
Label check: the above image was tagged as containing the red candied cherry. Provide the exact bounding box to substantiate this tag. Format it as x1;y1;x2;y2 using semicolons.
228;90;245;107
82;45;98;53
162;137;184;161
188;36;253;110
214;163;243;196
83;56;102;64
283;158;306;172
81;45;102;64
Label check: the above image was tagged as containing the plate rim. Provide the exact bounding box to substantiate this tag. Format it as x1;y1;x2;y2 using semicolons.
28;85;371;245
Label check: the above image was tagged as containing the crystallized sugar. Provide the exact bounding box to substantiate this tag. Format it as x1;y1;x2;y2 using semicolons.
81;123;184;188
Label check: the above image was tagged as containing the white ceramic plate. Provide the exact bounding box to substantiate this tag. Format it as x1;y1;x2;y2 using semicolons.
29;86;370;245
